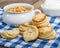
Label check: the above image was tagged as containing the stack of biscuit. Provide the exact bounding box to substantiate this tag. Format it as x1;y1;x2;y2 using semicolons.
32;13;57;40
32;13;50;27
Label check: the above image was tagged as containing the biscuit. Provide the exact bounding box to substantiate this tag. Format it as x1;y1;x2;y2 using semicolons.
23;25;38;42
19;23;29;35
38;26;57;40
1;28;20;39
32;13;49;27
32;13;46;22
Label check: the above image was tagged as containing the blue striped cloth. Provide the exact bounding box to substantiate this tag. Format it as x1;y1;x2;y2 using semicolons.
0;7;60;48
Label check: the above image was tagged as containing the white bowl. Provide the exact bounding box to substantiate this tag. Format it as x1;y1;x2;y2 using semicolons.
2;3;41;26
41;4;60;16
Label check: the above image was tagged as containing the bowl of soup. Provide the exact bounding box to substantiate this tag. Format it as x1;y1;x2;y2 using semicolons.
2;3;41;26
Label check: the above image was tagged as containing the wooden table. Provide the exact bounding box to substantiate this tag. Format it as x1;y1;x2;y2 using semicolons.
0;0;45;48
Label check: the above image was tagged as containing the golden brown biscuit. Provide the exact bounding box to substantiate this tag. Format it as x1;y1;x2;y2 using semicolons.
32;20;50;27
38;26;57;40
39;30;57;40
38;26;52;34
32;13;46;22
46;30;57;39
32;13;49;27
23;25;38;42
1;28;20;39
19;23;29;35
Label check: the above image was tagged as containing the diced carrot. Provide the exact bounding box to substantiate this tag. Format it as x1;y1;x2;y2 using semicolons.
15;8;21;12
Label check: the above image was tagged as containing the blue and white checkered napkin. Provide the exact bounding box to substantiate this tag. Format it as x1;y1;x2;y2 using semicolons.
0;7;60;48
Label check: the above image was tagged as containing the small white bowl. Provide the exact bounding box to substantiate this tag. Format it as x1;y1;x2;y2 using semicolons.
2;3;41;26
41;4;60;16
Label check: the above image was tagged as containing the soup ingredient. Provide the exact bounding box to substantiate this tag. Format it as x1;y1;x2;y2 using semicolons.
6;6;31;13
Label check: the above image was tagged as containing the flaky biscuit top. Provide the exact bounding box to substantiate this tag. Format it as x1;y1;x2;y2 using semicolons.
38;26;53;34
19;23;30;32
32;13;46;22
23;25;38;42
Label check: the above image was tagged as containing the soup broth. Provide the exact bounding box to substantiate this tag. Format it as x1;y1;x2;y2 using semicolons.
6;6;31;13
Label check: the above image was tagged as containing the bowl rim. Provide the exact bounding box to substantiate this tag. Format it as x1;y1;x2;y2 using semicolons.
3;3;34;14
